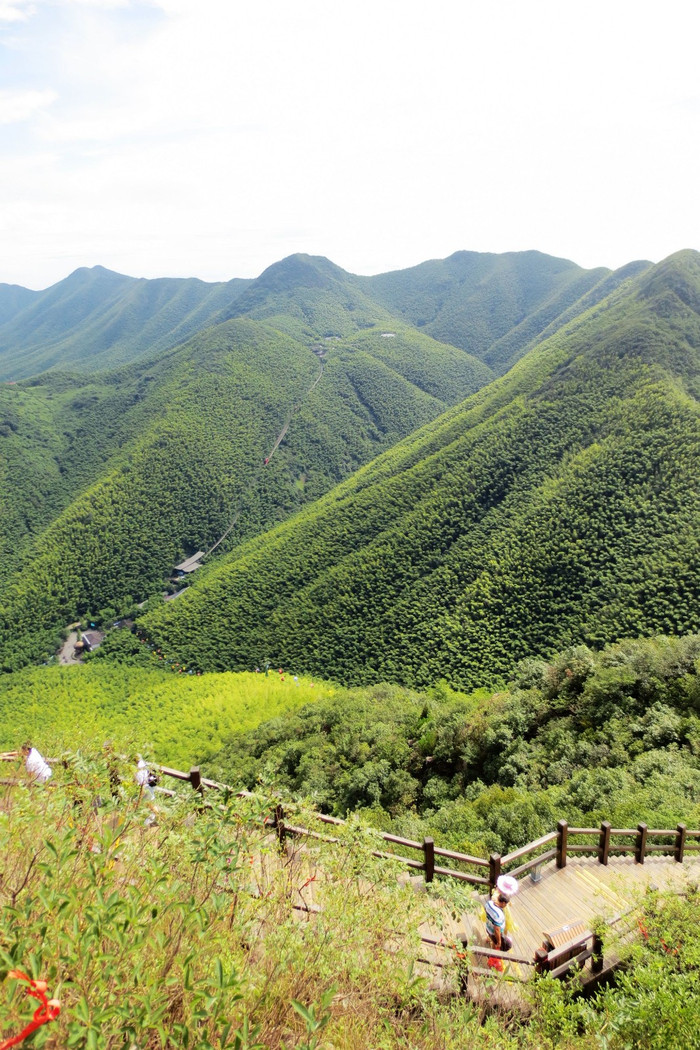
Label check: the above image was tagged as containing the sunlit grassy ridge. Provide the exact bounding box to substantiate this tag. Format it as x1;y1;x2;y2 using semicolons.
0;664;330;768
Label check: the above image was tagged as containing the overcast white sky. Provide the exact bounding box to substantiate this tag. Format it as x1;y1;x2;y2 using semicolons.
1;0;699;289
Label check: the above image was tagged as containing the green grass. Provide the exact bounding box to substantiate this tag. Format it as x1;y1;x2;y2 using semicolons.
0;663;332;768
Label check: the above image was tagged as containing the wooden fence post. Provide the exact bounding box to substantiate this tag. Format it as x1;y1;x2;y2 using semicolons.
592;932;604;974
635;822;647;864
675;823;687;863
556;820;568;869
189;766;204;796
423;837;435;883
598;821;611;866
489;853;501;892
274;804;286;848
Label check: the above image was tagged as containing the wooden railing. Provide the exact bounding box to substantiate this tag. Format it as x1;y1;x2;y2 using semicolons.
6;755;700;891
152;764;700;893
4;755;688;984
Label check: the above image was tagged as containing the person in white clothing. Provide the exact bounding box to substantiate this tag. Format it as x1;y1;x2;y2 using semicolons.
20;742;52;783
135;755;155;801
135;754;158;824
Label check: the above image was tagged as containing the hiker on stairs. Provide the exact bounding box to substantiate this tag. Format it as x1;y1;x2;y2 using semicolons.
483;874;518;953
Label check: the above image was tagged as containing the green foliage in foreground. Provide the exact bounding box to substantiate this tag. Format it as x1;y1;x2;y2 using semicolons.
0;663;329;768
2;750;700;1048
211;633;700;856
0;764;427;1050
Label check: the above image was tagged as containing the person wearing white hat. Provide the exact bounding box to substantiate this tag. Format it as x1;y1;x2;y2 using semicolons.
496;874;519;900
483;875;519;952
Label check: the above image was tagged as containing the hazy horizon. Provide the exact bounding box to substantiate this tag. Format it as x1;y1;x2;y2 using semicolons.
2;0;699;290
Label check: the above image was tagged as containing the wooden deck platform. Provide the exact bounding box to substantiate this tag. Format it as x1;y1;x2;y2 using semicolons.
417;852;700;991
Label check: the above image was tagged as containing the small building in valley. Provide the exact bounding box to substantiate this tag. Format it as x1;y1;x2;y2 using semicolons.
174;552;205;577
75;629;105;654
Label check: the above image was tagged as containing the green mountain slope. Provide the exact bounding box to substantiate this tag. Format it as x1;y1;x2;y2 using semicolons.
0;301;493;669
0;250;646;385
0;281;35;325
140;251;700;689
226;253;419;342
0;266;251;379
361;250;651;373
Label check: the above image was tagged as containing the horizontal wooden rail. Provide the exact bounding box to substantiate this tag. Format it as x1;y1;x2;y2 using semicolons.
371;848;424;868
468;945;534;966
433;865;489;885
419;933;467;948
157;765;190;781
501;832;557;865
149;764;700;890
314;813;346;827
381;833;423;850
433;846;490;867
506;848;558;879
418;934;533;969
284;823;340;845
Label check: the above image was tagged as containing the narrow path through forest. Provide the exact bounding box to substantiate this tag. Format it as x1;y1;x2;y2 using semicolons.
203;354;324;559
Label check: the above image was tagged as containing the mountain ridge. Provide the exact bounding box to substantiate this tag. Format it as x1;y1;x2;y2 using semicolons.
139;250;700;688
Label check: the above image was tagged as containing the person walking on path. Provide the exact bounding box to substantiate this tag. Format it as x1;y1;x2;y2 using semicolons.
483;874;519;968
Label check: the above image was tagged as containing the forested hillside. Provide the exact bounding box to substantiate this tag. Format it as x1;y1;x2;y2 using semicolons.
141;250;700;688
0;249;623;382
359;249;650;372
0;266;250;379
210;632;700;855
0;312;491;669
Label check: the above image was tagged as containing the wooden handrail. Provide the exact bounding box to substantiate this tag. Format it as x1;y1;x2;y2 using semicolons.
433;865;489;885
148;761;700;890
381;833;423;850
501;831;557;865
506;848;558;878
433;846;490;867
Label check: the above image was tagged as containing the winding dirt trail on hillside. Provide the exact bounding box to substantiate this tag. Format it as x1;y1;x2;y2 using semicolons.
204;354;324;558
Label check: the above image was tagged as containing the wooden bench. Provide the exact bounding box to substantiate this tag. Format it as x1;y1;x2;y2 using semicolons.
535;921;603;978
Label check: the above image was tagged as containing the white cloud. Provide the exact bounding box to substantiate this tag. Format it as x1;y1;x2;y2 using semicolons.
0;0;34;22
1;0;699;287
0;88;56;122
57;1;131;7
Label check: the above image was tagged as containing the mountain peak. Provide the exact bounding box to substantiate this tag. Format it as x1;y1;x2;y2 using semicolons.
63;265;131;285
252;254;348;295
637;249;700;315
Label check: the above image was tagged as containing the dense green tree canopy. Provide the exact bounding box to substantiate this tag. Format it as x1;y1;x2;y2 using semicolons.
142;252;700;688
